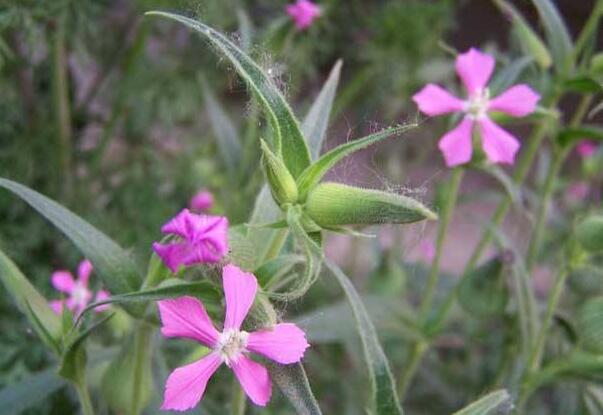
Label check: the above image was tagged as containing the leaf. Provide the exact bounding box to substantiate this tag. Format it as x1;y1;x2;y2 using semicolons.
254;254;304;287
325;259;403;415
146;12;311;178
302;60;343;160
531;0;574;75
451;390;513;415
489;56;534;95
200;78;242;173
0;178;144;316
268;362;323;415
563;76;603;93
0;248;62;351
457;256;509;318
557;125;603;147
0;368;66;415
296;123;418;198
247;185;284;266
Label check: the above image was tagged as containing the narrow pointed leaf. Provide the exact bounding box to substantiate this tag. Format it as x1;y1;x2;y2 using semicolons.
296;124;417;198
451;390;513;415
557;125;603;147
302;60;343;160
531;0;574;75
146;12;311;177
268;362;323;415
0;368;66;415
0;178;144;316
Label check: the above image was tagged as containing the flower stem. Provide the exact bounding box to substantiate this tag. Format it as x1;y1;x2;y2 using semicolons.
397;340;428;398
231;379;247;415
75;380;95;415
262;228;289;263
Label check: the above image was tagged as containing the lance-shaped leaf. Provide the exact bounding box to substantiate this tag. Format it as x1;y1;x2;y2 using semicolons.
325;259;403;414
531;0;574;75
268;362;323;415
0;248;62;351
146;12;311;178
451;390;513;415
305;182;437;228
557;125;603;147
296;124;417;199
302;60;343;160
0;178;144;316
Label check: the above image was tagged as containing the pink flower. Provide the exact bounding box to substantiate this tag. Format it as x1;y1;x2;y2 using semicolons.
152;209;229;273
49;260;110;315
189;190;214;212
286;0;321;30
413;48;540;167
417;240;436;263
158;264;309;410
577;140;597;158
566;181;589;202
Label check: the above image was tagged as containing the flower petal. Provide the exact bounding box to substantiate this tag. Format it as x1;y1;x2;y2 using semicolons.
488;84;540;117
77;260;93;286
94;290;111;312
247;323;309;364
161;352;222;411
478;118;520;164
49;300;64;315
158;296;219;347
438;117;474;167
412;84;464;116
231;356;271;406
51;271;75;294
223;265;258;330
189;190;214;211
152;241;196;273
456;48;495;94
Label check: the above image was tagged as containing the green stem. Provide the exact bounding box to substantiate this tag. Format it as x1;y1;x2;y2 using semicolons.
75;380;95;415
419;168;464;319
131;325;152;415
261;228;289;263
572;0;603;64
397;340;428;398
231;379;246;415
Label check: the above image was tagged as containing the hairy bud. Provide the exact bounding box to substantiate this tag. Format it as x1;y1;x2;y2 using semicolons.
260;140;298;206
576;215;603;252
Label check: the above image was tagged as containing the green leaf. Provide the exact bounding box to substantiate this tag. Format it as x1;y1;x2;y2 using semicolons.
489;56;534;95
0;248;62;351
146;12;311;178
302;60;343;160
296;124;417;199
261;138;299;205
0;178;144;316
247;185;284;266
557;125;603;147
268;362;323;415
457;255;509;318
451;390;513;415
254;254;304;288
0;368;66;415
200;78;242;173
325;259;403;415
563;76;603;93
531;0;574;75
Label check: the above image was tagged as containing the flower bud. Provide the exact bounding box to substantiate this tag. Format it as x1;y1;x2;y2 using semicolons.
578;296;603;354
260;140;298;206
576;215;603;253
304;182;437;227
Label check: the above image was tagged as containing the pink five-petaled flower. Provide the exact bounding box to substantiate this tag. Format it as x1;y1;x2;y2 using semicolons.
413;48;541;167
158;264;309;410
286;0;321;30
189;189;214;212
577;140;597;158
152;209;229;273
49;259;110;316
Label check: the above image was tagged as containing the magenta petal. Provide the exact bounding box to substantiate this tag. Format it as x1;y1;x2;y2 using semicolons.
51;271;75;294
231;356;271;406
488;84;540;117
438;117;474;167
189;190;214;211
478;118;520;164
77;260;93;286
161;352;222;411
412;84;464;116
153;241;196;273
94;290;111;312
247;323;309;364
49;300;64;315
158;296;219;347
223;265;258;330
456;48;495;94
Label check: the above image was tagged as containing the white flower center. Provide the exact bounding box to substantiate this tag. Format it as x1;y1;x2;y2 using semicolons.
465;88;490;119
71;283;89;306
217;329;248;365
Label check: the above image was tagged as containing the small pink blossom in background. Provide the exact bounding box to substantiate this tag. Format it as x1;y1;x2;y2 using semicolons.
189;190;214;212
158;264;309;410
286;0;321;30
566;181;589;203
413;48;540;167
152;209;228;273
49;260;110;315
417;240;436;263
577;140;597;158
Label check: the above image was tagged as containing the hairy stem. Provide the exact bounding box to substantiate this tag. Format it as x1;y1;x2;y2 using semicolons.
231;379;246;415
397;340;428;399
75;380;95;415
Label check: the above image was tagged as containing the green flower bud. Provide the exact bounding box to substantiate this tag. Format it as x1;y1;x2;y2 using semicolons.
260;140;298;206
304;182;437;228
578;296;603;354
576;215;603;253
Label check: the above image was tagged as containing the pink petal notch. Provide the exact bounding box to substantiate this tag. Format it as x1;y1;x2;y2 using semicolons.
161;352;223;412
247;323;309;364
412;84;464;116
223;264;258;330
456;48;496;95
488;84;540;117
153;209;229;273
231;356;272;406
51;271;75;294
478;117;520;164
77;259;93;285
158;296;219;347
438;117;474;167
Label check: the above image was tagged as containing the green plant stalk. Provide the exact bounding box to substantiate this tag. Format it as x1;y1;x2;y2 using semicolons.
572;0;603;63
262;228;289;263
75;380;95;415
51;14;72;195
231;379;246;415
397;340;428;398
131;324;152;415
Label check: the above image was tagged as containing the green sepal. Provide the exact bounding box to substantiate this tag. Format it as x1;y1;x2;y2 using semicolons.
261;139;299;206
